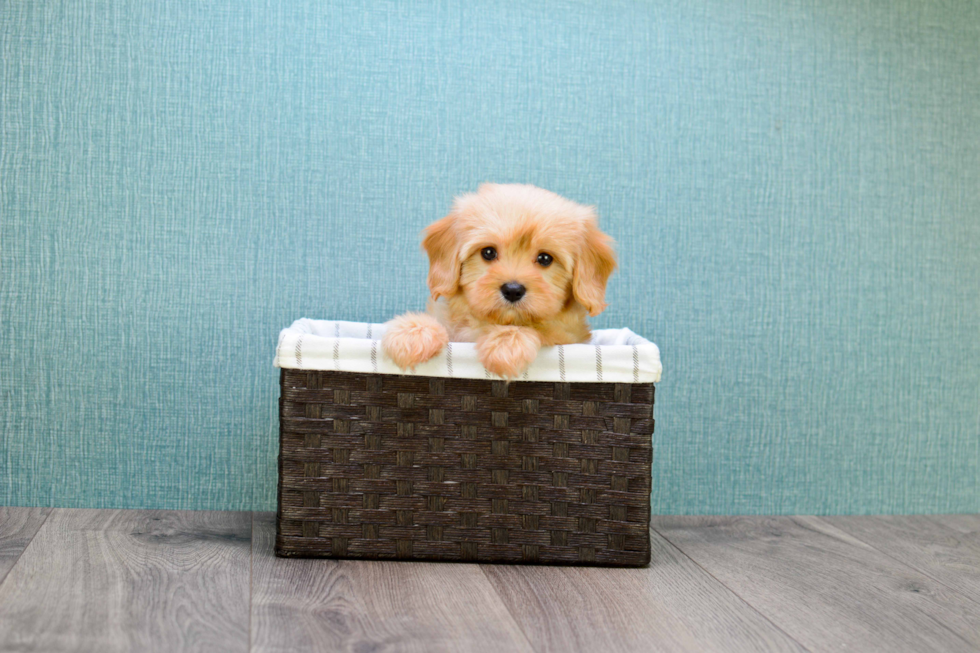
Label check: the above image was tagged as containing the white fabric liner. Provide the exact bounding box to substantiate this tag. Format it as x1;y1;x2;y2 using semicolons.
275;318;661;384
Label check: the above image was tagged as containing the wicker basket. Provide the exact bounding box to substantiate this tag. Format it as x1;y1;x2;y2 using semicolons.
275;320;659;567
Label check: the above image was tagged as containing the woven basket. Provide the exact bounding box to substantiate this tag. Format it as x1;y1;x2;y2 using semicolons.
276;369;655;566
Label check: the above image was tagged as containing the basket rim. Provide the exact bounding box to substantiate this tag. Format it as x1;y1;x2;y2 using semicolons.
275;318;662;384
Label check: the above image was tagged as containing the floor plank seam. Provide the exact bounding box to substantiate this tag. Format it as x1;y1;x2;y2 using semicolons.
918;608;980;651
0;507;53;588
649;525;815;653
811;516;980;610
477;564;546;653
248;512;254;653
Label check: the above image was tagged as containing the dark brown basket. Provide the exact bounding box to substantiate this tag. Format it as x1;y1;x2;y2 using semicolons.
276;369;654;566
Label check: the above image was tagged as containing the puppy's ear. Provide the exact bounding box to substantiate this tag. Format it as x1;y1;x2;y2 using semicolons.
422;212;461;300
572;218;617;317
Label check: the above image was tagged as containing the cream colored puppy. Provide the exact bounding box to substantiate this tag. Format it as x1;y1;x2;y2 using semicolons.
383;183;616;378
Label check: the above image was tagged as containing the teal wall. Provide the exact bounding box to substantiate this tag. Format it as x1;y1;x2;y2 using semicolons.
2;0;978;514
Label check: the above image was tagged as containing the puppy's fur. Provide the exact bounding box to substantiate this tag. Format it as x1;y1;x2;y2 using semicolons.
383;183;616;378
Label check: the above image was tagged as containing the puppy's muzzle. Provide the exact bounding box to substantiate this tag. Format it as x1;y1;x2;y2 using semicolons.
500;282;526;303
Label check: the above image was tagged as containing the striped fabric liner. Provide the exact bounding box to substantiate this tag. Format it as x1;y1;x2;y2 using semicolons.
274;318;662;384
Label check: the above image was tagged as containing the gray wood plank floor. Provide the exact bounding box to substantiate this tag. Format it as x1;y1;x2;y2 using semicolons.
652;515;980;653
0;509;977;653
0;507;50;585
251;513;533;653
481;527;806;653
0;509;251;653
825;515;980;608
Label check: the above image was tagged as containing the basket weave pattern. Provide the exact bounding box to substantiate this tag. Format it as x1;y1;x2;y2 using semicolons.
276;369;654;566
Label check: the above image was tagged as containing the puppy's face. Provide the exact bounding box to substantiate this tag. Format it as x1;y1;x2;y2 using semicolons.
423;184;616;325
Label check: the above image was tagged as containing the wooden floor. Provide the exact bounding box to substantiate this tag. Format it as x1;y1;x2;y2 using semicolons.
0;509;978;652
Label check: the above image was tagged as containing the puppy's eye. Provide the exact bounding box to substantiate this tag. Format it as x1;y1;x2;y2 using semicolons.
481;247;497;261
536;252;553;267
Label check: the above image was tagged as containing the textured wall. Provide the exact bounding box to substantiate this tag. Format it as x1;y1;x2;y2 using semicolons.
2;0;978;514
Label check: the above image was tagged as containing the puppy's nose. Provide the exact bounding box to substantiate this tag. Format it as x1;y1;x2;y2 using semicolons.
500;282;526;303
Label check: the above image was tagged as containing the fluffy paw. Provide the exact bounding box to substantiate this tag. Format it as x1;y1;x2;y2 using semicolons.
476;326;541;379
382;312;449;371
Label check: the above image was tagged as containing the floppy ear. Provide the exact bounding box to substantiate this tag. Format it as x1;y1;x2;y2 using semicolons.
572;218;617;317
422;212;461;300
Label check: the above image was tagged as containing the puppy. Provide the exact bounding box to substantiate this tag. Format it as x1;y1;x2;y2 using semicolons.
382;183;616;378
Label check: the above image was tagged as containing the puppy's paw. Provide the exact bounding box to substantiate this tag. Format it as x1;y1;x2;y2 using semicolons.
382;312;449;371
477;326;541;379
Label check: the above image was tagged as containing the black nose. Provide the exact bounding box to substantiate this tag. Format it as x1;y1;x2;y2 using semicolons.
500;282;526;303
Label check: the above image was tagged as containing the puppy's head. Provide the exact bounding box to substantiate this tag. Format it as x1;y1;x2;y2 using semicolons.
423;183;616;325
